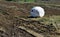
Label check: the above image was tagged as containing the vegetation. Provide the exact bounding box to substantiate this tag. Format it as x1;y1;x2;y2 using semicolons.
0;1;60;37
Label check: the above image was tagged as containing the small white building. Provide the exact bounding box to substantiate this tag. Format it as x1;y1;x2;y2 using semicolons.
30;6;45;17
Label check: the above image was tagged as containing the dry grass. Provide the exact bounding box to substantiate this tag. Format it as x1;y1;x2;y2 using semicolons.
0;1;60;37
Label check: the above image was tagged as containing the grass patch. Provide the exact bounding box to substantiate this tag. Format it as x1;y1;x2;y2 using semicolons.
26;15;60;24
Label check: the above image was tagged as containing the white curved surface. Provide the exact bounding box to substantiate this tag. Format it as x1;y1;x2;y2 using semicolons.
30;6;45;17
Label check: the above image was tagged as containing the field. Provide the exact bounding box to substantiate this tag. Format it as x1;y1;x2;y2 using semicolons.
0;1;60;37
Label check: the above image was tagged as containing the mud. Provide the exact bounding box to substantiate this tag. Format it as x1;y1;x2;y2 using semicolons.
0;1;60;37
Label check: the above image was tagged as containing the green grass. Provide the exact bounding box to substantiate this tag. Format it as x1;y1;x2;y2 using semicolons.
26;0;35;2
27;15;60;24
12;0;35;2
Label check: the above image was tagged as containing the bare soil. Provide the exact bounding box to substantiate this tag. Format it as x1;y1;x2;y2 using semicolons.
0;1;60;37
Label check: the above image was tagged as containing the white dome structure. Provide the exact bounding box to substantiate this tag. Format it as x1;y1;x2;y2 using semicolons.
30;6;45;17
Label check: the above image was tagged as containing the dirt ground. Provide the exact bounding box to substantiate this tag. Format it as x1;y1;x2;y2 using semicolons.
0;1;60;16
0;1;60;37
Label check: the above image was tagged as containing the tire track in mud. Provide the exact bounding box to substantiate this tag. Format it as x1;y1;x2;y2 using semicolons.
18;26;44;37
18;28;36;37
